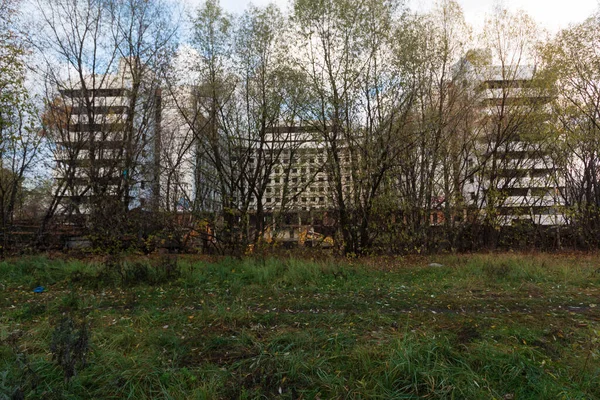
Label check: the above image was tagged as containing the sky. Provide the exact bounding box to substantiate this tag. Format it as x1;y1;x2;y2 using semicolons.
196;0;598;35
409;0;598;33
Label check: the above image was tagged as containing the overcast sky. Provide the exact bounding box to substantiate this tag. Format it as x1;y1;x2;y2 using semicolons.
410;0;598;33
195;0;598;34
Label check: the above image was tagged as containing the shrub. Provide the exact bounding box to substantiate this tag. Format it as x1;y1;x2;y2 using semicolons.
50;317;90;383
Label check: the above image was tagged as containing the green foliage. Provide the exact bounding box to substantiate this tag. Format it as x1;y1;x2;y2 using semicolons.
0;0;29;132
0;0;41;242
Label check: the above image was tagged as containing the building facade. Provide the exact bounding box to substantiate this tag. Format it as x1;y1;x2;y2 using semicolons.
54;58;159;219
465;63;565;226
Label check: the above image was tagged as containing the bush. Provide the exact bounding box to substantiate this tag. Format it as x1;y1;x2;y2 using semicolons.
50;316;90;383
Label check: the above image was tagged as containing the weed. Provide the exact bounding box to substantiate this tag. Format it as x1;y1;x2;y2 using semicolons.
484;261;513;279
90;255;182;287
1;331;40;399
121;261;150;285
50;316;90;383
157;254;180;281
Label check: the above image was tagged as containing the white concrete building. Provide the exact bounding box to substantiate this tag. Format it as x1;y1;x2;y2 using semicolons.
465;63;566;226
55;58;159;216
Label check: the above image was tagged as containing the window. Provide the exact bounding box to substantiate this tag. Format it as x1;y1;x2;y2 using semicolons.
530;168;554;177
531;188;550;196
498;169;528;178
293;168;297;173
319;197;324;202
311;197;316;202
267;197;272;202
506;188;529;196
302;197;307;202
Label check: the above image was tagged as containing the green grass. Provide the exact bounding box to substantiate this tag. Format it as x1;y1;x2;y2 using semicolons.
1;252;600;399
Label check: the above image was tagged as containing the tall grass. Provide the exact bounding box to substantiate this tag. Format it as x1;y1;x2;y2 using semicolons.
0;256;91;287
420;253;600;290
1;253;599;398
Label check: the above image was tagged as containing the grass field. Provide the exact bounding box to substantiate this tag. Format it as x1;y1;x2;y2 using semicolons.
1;252;600;399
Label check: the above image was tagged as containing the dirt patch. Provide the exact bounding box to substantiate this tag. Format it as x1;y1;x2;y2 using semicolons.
456;324;481;344
179;342;258;367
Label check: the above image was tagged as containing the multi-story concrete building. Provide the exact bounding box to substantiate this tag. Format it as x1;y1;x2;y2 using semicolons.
159;85;202;213
55;57;569;244
238;126;336;242
55;58;159;218
260;126;331;212
464;63;565;226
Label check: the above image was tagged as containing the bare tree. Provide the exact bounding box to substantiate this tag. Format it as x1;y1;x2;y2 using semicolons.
387;2;476;252
542;11;600;247
292;0;420;254
107;0;179;212
33;0;178;248
467;6;554;248
164;0;314;253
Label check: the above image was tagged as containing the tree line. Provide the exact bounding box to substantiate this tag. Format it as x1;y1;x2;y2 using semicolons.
3;0;600;255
